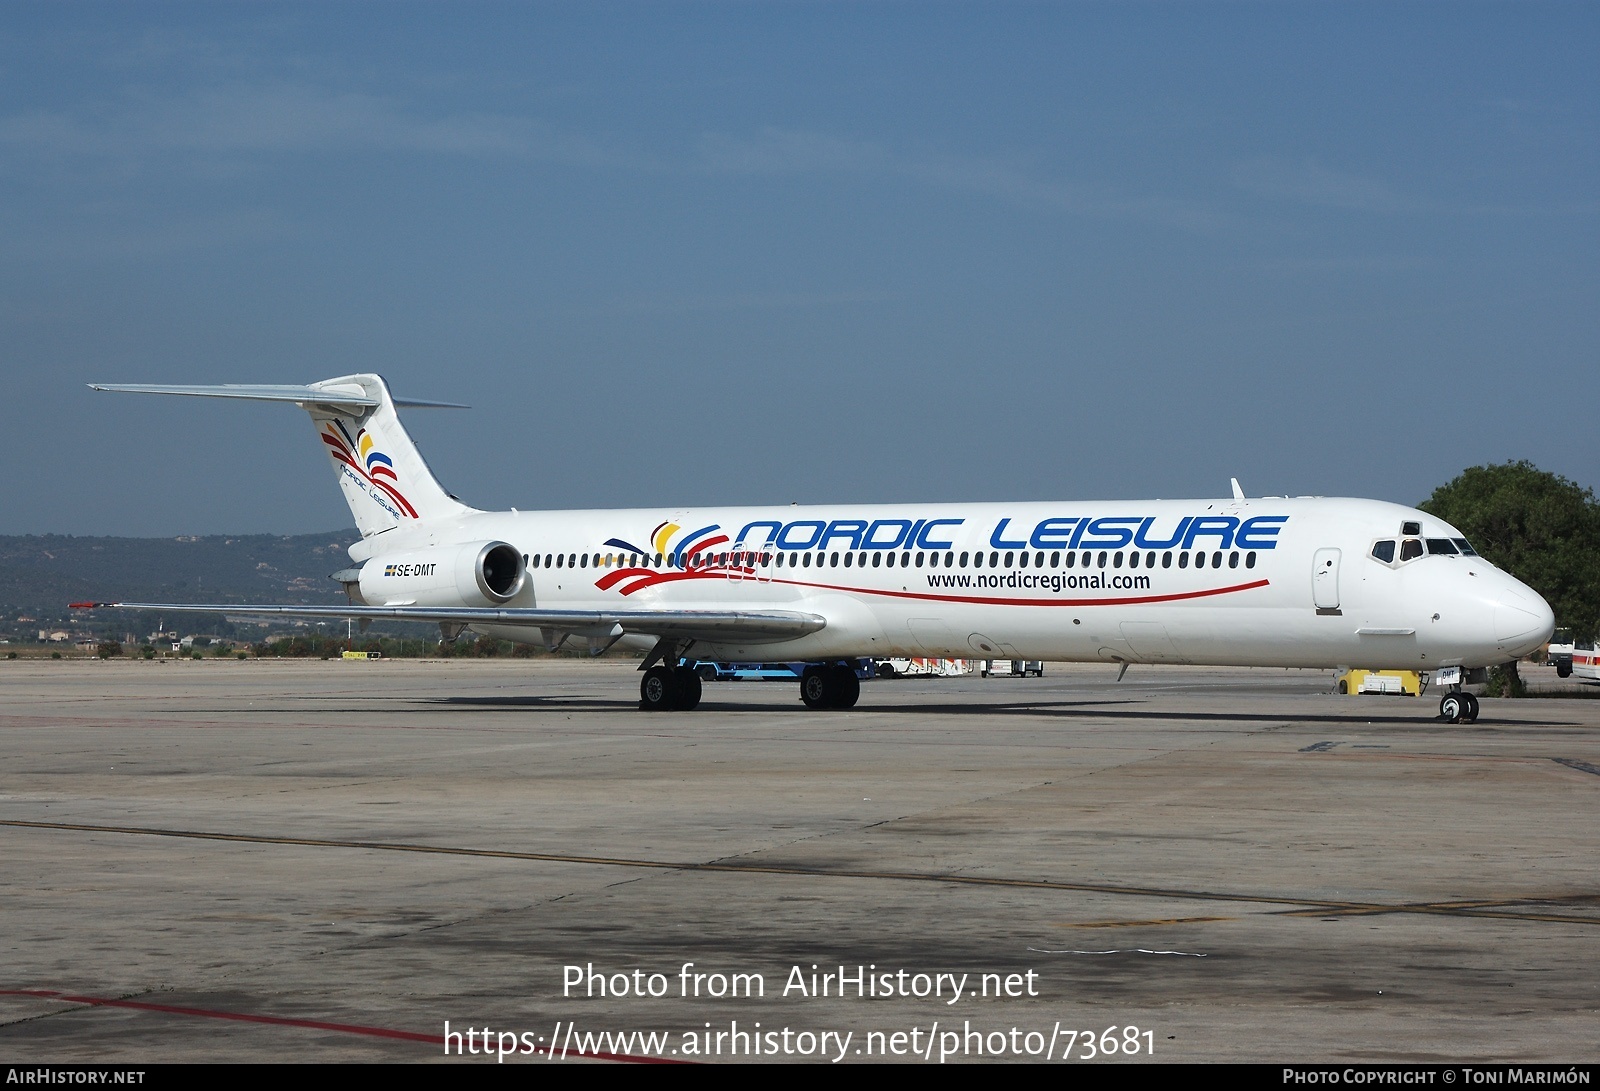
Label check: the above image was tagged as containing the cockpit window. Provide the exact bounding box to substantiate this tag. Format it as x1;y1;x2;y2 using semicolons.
1370;540;1396;563
1399;538;1424;562
1452;538;1478;556
1425;538;1459;555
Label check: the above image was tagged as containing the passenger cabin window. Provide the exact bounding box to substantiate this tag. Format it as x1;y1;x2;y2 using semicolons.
1400;539;1424;562
1371;540;1396;564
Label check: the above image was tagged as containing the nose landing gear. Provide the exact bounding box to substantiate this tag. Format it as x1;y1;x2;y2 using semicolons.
1439;691;1480;724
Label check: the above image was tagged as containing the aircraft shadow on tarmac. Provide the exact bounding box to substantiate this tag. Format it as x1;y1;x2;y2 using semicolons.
175;695;1583;729
424;693;1583;729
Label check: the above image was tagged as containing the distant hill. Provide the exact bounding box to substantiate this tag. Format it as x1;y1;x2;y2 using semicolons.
1;531;361;638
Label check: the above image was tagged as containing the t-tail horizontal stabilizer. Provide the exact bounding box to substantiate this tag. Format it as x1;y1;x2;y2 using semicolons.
90;374;475;537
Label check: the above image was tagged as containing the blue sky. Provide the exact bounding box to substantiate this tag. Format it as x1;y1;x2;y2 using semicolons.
3;2;1595;535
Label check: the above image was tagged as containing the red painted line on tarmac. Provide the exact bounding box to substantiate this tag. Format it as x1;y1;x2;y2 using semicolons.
0;990;683;1063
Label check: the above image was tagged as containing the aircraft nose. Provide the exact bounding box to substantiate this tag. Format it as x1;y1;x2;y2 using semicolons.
1493;585;1555;657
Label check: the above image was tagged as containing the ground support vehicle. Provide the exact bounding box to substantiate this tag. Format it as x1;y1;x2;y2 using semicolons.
980;659;1044;678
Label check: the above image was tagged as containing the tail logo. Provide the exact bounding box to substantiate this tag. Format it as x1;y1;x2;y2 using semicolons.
321;422;418;519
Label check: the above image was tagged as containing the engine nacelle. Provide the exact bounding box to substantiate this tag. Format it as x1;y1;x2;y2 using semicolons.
357;541;526;608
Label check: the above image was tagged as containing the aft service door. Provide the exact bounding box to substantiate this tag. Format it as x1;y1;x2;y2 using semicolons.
1312;548;1341;611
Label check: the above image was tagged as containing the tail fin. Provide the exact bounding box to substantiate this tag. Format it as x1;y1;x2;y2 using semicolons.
90;374;476;537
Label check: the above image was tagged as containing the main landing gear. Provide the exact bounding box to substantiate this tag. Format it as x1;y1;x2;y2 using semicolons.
1439;691;1480;724
800;663;860;709
639;664;703;712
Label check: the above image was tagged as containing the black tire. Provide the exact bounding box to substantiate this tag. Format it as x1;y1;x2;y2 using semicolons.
696;663;718;682
876;662;896;679
801;666;830;709
673;666;702;711
1557;663;1572;678
830;664;860;708
1461;692;1480;723
1439;693;1464;724
640;665;679;712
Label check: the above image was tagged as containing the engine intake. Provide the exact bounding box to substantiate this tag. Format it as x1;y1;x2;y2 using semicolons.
473;541;525;602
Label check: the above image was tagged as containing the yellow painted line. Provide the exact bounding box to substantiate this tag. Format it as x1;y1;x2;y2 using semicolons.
5;818;1596;926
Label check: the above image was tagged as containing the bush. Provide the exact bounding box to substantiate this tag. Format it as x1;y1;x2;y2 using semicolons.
1486;663;1528;698
97;641;122;658
51;651;62;659
1422;462;1600;641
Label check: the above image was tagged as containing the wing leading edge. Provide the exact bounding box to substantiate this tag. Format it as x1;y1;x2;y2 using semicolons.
69;601;826;646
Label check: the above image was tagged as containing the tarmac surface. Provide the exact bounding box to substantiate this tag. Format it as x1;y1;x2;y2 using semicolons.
1;657;1596;1064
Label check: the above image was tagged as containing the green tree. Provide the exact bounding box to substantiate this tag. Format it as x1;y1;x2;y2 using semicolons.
1420;461;1600;642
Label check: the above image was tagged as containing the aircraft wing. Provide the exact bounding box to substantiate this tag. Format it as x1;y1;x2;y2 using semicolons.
70;601;826;645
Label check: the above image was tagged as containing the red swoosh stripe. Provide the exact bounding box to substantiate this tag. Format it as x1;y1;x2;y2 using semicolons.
592;567;1270;607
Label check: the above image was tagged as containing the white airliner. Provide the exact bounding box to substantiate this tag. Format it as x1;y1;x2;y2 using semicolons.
78;374;1554;722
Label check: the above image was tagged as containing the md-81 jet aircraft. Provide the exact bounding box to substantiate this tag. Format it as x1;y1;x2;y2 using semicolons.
76;374;1554;722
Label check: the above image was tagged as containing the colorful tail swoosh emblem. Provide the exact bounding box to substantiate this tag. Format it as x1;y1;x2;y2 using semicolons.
321;423;417;518
588;523;738;596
